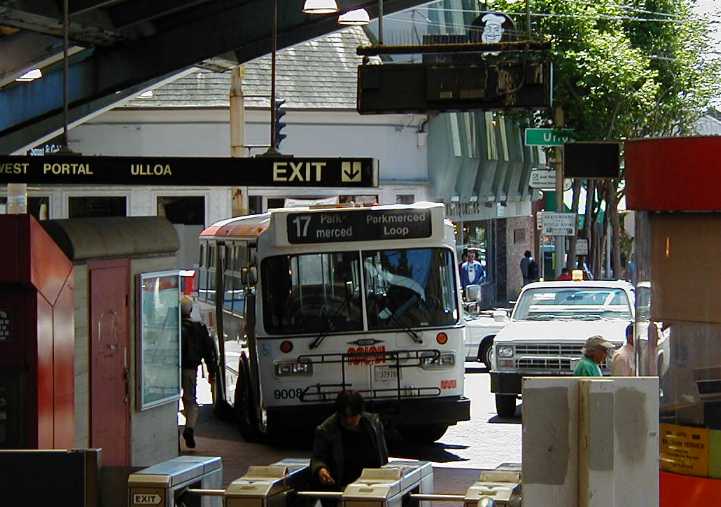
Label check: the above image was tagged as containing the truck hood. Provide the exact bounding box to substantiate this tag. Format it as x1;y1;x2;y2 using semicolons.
493;319;629;344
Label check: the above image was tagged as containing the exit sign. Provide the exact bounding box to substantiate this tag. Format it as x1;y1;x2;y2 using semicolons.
524;128;575;147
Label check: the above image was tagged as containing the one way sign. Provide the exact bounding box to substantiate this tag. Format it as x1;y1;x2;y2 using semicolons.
341;161;362;183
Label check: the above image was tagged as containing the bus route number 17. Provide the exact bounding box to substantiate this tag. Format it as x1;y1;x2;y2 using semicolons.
291;216;311;238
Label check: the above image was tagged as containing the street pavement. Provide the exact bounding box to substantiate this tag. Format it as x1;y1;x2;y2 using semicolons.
181;362;522;491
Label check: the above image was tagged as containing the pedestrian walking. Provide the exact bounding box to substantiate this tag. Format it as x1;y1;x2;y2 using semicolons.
574;335;615;377
611;324;635;376
520;250;539;285
180;296;217;448
311;391;389;506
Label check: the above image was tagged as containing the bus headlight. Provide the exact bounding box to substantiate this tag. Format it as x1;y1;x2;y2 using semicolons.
497;345;514;358
421;352;456;369
274;360;313;377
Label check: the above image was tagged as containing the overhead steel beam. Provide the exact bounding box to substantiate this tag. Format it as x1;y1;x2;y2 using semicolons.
0;5;121;45
0;32;80;87
0;68;195;155
0;0;428;153
70;0;128;17
108;0;214;29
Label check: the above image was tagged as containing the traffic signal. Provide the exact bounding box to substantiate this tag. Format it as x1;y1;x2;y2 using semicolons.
273;98;287;149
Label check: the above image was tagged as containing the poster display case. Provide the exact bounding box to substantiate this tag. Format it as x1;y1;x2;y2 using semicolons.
136;271;181;411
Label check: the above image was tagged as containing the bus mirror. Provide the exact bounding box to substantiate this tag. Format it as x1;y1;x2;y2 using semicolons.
248;267;258;286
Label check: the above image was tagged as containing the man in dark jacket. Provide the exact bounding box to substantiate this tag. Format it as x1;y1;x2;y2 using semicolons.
181;296;217;448
311;391;389;496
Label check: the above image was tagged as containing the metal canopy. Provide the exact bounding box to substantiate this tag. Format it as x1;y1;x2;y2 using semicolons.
0;0;428;154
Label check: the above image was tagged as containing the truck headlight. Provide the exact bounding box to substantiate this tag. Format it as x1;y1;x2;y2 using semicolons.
421;352;456;369
274;360;312;377
497;345;514;358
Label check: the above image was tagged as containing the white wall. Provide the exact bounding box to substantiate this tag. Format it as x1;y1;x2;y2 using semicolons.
69;109;429;183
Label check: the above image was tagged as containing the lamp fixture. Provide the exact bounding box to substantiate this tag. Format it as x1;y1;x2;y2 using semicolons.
16;69;42;82
302;0;339;14
338;8;370;25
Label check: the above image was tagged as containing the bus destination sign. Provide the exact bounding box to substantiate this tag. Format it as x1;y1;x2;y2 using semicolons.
287;209;432;244
0;155;377;187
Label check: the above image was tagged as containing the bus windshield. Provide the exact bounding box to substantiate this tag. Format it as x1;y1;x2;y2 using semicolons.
262;247;458;335
364;248;458;330
262;252;363;335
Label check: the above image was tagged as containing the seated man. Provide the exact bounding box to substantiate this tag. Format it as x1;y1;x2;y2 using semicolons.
311;391;389;500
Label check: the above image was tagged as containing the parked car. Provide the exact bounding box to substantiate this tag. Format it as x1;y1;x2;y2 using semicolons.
464;309;509;366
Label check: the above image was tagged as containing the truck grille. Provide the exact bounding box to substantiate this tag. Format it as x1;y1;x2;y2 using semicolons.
516;358;572;370
515;344;583;356
513;343;608;371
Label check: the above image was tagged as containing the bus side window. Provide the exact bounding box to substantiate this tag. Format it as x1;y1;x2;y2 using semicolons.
208;242;216;304
223;242;248;315
233;243;248;315
198;242;208;301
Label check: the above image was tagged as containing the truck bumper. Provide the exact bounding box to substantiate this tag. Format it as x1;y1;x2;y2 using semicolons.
268;396;471;428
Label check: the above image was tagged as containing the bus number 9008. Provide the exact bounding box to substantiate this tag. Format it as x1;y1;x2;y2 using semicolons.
274;388;304;400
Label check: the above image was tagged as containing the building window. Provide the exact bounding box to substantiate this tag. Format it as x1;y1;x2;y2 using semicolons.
267;198;286;210
340;195;378;205
157;196;205;225
0;196;49;220
396;194;415;205
69;196;126;218
249;196;263;215
513;228;526;244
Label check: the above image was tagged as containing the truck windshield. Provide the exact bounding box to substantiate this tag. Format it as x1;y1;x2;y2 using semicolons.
262;252;363;334
363;248;458;330
513;287;632;321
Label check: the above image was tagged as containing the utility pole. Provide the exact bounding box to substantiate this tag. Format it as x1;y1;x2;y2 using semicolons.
553;106;565;277
262;0;280;157
230;65;248;216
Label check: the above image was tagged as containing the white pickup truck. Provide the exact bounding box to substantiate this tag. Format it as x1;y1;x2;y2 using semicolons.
490;280;634;417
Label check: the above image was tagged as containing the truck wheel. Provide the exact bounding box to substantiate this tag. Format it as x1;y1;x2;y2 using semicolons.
399;424;448;443
495;394;517;418
477;337;494;368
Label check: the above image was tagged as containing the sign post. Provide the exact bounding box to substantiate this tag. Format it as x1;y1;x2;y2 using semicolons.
541;212;577;236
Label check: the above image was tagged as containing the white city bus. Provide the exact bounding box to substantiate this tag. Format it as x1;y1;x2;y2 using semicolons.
196;202;470;442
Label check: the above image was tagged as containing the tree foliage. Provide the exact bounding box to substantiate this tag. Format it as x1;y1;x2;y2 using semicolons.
489;0;720;140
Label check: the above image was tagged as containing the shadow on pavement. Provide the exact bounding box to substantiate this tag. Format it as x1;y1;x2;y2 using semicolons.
487;402;523;424
464;364;488;374
391;440;470;464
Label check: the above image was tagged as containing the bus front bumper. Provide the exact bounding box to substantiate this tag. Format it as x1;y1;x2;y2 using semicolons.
267;396;471;428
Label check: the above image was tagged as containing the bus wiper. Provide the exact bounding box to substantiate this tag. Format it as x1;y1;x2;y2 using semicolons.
309;329;330;350
387;295;422;344
309;300;351;350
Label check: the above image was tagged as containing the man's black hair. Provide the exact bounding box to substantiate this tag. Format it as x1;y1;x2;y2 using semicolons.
561;267;569;274
524;250;532;257
336;390;364;417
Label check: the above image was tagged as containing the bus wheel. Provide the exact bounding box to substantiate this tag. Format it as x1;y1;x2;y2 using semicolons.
235;355;260;441
399;424;448;443
495;394;517;418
